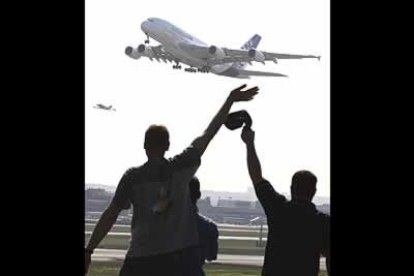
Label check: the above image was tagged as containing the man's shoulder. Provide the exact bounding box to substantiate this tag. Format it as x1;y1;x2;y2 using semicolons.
316;210;330;222
125;164;146;174
167;146;201;171
197;214;219;240
198;214;218;230
255;179;288;202
122;164;148;181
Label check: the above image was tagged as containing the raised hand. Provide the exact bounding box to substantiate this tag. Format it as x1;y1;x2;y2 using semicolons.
229;84;259;102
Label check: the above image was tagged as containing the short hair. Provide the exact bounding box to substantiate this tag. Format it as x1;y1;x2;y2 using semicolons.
291;170;317;198
144;125;169;150
189;176;201;204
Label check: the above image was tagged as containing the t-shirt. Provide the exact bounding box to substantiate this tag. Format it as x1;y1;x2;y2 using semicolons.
112;146;201;258
254;179;330;276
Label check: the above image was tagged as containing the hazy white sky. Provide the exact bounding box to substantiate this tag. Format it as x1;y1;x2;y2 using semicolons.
85;0;330;197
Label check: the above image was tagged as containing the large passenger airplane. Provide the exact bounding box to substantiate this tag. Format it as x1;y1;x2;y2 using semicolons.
125;18;320;78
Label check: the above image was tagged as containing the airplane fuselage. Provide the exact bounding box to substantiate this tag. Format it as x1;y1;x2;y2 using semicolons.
141;18;234;75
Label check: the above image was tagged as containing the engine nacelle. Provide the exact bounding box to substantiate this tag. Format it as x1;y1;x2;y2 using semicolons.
137;44;154;58
248;49;265;62
125;46;141;59
208;45;226;59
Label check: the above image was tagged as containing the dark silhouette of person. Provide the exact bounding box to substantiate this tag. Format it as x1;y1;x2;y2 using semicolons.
84;84;259;276
240;126;330;276
188;176;219;276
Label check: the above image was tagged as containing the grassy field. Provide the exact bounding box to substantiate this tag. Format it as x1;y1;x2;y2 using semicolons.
85;223;327;276
88;261;327;276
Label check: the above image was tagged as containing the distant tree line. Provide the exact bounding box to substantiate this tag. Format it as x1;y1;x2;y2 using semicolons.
85;188;113;200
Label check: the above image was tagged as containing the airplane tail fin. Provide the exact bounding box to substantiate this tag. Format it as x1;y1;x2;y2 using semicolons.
241;34;261;50
239;34;261;68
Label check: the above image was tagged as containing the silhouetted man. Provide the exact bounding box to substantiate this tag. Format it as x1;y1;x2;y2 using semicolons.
188;176;219;276
240;126;330;276
84;84;258;276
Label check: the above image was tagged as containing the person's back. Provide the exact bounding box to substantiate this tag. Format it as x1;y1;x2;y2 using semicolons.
196;214;218;274
189;177;219;276
240;127;330;276
260;192;329;276
118;151;200;258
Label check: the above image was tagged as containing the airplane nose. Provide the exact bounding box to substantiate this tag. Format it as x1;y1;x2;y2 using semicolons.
141;21;150;33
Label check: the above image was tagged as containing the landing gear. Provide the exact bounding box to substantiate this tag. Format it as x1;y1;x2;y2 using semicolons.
172;61;182;70
185;67;197;73
198;67;210;73
183;67;209;73
144;34;150;44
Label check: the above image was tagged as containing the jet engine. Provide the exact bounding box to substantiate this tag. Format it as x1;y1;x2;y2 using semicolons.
125;46;141;59
137;44;154;58
208;45;226;59
248;49;265;62
125;44;154;59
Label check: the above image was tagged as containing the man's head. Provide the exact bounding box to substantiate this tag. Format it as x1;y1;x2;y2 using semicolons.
189;176;201;205
144;125;170;157
290;170;317;202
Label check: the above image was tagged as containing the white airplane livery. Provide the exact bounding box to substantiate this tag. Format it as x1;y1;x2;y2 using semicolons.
125;18;320;78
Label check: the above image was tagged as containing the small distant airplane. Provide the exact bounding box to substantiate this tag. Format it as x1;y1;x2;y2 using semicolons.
93;104;116;111
125;17;321;78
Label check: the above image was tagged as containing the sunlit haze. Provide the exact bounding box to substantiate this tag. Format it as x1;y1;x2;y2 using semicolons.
85;0;330;197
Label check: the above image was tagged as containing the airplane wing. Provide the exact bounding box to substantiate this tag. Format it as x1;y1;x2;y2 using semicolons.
207;48;320;65
150;45;177;62
177;43;320;65
224;48;320;60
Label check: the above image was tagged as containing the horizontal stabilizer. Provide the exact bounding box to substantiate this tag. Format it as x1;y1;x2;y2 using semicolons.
238;69;288;77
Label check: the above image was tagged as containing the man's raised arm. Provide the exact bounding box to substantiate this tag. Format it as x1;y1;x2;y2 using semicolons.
241;126;286;218
191;84;259;156
241;126;263;184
